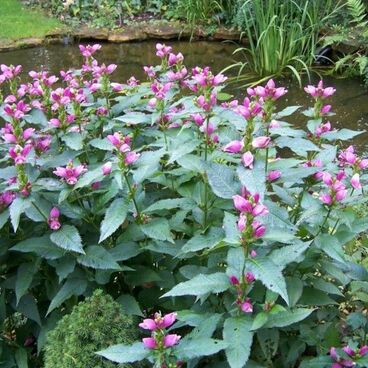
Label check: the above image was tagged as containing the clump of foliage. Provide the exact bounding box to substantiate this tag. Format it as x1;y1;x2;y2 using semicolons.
44;290;138;368
230;0;344;83
1;43;368;367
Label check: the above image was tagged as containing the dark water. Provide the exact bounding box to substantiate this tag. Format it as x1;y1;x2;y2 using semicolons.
0;41;367;152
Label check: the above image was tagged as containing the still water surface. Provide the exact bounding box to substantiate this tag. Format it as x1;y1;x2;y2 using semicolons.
0;41;367;152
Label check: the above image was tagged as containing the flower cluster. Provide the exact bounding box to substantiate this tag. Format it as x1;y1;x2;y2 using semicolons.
139;312;182;367
229;272;256;313
330;345;368;367
319;171;347;205
48;207;61;231
107;132;140;168
305;80;336;119
233;187;268;246
53;161;87;185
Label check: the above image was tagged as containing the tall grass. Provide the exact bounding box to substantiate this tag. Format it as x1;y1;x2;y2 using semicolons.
229;0;344;84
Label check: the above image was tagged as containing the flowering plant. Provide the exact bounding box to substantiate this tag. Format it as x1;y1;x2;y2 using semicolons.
1;43;368;368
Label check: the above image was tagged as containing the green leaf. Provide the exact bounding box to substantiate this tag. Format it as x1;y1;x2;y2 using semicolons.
99;197;129;243
322;128;364;141
299;356;332;368
96;342;149;363
168;139;201;164
269;241;311;269
299;287;338;305
250;312;269;331
16;294;41;325
286;277;303;307
226;247;245;278
177;154;205;173
15;262;38;305
144;198;195;212
180;227;224;254
237;162;266;200
246;257;289;304
116;294;143;316
262;308;315;328
47;274;87;315
207;162;240;199
115;112;150;124
223;212;240;244
262;230;295;244
50;225;85;254
61;132;83;150
174;338;228;360
89;138;113;151
74;166;104;189
77;246;121;270
276;137;320;156
140;218;174;243
15;348;28;368
223;317;253;368
10;235;65;259
162;273;230;297
9;197;30;232
0;209;9;230
275;105;301;118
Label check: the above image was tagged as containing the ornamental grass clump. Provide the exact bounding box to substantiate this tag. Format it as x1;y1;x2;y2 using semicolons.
44;290;138;368
1;42;368;367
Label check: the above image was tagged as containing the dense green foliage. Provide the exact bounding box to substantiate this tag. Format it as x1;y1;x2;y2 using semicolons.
44;290;138;368
1;42;368;367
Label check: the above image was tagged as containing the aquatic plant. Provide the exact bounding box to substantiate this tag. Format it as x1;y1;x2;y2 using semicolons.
0;43;368;368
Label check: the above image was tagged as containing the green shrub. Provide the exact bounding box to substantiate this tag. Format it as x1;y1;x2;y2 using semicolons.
44;290;138;368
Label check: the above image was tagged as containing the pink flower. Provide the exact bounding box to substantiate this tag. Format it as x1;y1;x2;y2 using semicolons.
191;113;205;126
139;312;177;331
252;204;269;217
315;121;332;137
9;144;32;165
163;334;181;347
125;152;140;165
252;220;266;238
269;119;281;129
320;104;332;114
143;66;156;78
233;195;253;213
320;193;332;205
142;337;157;349
229;275;239;285
127;76;139;87
0;191;15;210
139;319;157;331
254;79;287;100
168;52;184;66
79;44;101;58
245;272;255;283
304;80;336;99
111;83;123;92
48;207;61;231
156;43;172;58
49;118;61;127
359;159;368;169
53;161;87;185
250;250;257;257
102;162;112;176
252;136;271;149
223;140;244;153
240;299;253;313
267;170;281;182
242;151;254;169
237;213;247;232
360;346;368;356
335;189;347;202
351;173;362;189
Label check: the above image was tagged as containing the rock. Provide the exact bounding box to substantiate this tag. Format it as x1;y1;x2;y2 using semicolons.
16;38;45;49
213;27;241;41
143;23;191;39
73;27;109;40
108;28;147;42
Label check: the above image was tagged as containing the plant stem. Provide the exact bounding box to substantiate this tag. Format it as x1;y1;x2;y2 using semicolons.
123;172;141;219
31;201;48;221
203;115;210;229
314;207;331;238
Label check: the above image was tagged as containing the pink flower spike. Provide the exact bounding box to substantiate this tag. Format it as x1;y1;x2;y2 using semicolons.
245;272;255;283
223;140;244;153
351;173;362;189
163;334;181;348
242;151;254;169
48;207;61;231
252;136;271;149
142;337;157;349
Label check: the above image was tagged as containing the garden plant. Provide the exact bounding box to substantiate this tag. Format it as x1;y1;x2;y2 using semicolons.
0;43;368;368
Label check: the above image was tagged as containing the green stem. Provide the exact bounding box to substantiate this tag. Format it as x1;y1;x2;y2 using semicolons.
31;202;48;221
314;207;332;238
203;115;210;229
123;172;141;219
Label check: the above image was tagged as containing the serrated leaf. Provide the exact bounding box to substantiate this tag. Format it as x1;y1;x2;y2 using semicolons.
15;262;38;305
99;197;129;243
250;312;269;331
10;235;65;259
270;241;311;269
207;162;240;199
9;197;30;232
97;342;150;363
47;274;87;315
115;112;150;124
180;227;224;254
89;138;113;151
276;137;320;156
223;317;253;368
144;198;195;212
174;338;228;360
0;209;9;230
246;257;289;304
226;247;245;278
140;218;174;243
262;308;315;328
116;294;143;316
299;287;338;305
299;356;332;367
77;245;121;270
61;132;83;150
223;212;240;244
50;225;85;254
237;161;266;200
322;128;364;141
162;273;229;297
74;166;104;189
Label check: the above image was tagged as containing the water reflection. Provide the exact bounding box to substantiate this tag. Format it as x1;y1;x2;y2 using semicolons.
0;41;367;152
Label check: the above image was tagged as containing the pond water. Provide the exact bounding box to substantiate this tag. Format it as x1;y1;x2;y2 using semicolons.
0;41;367;152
